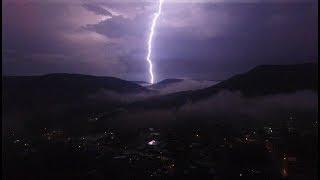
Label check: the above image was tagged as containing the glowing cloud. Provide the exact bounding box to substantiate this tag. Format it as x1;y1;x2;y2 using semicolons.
146;0;164;84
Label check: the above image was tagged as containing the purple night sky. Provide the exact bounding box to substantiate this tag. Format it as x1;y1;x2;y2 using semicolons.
2;0;318;82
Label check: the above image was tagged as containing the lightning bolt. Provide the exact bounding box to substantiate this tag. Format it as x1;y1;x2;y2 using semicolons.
147;0;164;84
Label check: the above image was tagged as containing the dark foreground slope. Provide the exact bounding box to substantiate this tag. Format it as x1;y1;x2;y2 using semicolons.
3;74;149;134
4;73;147;103
132;63;317;109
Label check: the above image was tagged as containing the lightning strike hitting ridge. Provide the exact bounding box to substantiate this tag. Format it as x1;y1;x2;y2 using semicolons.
146;0;164;84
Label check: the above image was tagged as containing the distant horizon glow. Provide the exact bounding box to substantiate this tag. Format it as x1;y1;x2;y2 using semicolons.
146;0;164;84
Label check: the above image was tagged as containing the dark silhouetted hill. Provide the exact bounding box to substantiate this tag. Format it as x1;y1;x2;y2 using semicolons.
213;63;318;96
3;73;148;105
132;63;318;108
3;73;149;133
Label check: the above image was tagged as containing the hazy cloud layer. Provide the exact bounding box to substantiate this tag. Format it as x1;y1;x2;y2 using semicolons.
111;90;317;128
150;79;219;94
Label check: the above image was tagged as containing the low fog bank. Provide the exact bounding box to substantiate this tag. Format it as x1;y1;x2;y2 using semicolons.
150;79;219;94
4;89;317;135
109;90;317;129
87;79;219;103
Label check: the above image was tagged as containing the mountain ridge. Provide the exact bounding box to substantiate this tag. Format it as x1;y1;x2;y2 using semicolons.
130;63;318;109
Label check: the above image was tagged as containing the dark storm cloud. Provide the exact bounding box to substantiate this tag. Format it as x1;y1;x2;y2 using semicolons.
85;14;149;38
2;2;125;76
82;3;112;16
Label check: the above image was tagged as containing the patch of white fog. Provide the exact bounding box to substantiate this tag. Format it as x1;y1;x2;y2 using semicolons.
150;79;220;94
178;90;318;120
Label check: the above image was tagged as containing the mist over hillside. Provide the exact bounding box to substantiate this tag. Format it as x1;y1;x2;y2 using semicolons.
107;90;317;129
2;63;317;135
